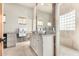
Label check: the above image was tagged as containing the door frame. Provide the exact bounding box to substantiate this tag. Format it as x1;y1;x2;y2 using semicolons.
55;3;61;56
0;3;3;56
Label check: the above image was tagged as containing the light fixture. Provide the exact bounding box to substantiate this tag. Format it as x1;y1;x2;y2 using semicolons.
41;3;44;5
47;22;51;26
38;21;43;26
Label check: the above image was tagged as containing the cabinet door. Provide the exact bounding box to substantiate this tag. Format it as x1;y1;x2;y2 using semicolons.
43;35;54;56
30;34;43;56
37;35;43;56
33;35;39;55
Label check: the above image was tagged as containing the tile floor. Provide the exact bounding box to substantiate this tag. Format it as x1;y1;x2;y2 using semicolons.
3;41;79;56
60;45;79;56
3;41;36;56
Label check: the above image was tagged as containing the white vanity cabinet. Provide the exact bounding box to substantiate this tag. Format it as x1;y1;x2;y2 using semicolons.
7;33;16;47
30;33;43;56
30;33;54;56
42;34;54;56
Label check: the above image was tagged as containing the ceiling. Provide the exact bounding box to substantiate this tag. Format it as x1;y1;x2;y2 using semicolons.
37;3;52;14
18;3;36;8
18;3;52;14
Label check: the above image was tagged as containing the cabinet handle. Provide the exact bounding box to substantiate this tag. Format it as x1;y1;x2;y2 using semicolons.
0;38;4;42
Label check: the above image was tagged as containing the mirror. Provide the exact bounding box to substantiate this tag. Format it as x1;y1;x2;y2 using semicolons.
36;3;53;34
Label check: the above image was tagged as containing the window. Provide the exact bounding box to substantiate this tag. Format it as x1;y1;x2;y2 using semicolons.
2;15;6;23
18;17;26;24
60;10;75;31
18;17;27;37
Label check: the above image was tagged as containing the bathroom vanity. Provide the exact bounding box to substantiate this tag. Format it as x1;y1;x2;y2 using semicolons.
30;32;54;56
42;34;54;56
30;32;43;56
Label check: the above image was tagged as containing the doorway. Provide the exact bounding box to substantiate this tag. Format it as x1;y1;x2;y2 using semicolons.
2;3;57;56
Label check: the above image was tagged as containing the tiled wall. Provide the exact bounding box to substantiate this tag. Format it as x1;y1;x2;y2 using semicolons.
60;3;79;51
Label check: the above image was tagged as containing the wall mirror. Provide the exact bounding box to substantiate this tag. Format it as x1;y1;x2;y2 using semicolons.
36;3;53;34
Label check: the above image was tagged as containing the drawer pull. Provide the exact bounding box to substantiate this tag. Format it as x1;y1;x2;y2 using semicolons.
0;38;4;42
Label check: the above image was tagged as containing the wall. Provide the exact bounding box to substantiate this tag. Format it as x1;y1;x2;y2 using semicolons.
4;3;33;33
0;3;2;56
4;3;52;34
60;3;79;51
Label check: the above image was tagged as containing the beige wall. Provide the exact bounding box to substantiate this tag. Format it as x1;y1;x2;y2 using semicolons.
0;3;2;56
4;3;33;33
4;4;51;33
60;3;79;51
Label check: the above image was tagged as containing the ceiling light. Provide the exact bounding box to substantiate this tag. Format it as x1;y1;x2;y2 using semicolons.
41;3;44;5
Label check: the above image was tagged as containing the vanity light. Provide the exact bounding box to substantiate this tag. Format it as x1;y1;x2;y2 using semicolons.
47;22;51;26
37;21;43;26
